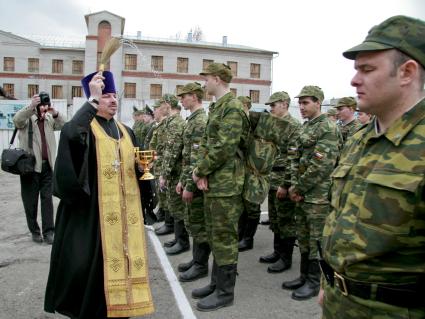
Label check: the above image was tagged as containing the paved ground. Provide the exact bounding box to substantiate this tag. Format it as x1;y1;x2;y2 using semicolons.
0;170;322;319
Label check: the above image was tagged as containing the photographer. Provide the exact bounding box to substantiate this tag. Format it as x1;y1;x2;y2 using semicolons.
13;92;65;244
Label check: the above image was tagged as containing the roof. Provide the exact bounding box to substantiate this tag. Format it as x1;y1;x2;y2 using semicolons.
124;34;278;55
84;10;125;34
0;30;40;46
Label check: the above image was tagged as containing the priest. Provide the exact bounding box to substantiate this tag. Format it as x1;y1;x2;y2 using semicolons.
44;71;154;318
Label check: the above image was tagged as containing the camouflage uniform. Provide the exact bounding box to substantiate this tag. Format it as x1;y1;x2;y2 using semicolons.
338;119;362;143
194;92;249;266
149;119;168;214
281;86;341;301
257;92;301;272
180;107;208;243
143;121;157;151
322;15;425;318
323;100;425;317
132;114;145;147
269;113;301;239
336;97;362;145
161;112;185;221
291;113;340;260
140;121;155;150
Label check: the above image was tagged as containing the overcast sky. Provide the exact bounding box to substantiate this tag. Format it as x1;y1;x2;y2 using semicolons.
1;0;424;100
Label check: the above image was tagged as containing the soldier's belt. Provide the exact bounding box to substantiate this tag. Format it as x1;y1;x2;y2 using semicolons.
333;271;424;308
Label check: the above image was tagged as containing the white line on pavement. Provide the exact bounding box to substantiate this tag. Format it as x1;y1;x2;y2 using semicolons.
147;229;197;319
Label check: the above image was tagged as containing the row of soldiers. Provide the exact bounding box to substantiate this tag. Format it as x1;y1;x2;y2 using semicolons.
130;61;372;311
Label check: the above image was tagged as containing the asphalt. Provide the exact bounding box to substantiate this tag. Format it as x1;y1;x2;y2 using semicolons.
0;170;322;319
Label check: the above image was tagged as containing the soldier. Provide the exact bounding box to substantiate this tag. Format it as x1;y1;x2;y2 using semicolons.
321;15;425;318
191;63;249;311
258;92;302;274
282;85;340;301
326;108;338;122
138;105;155;150
236;95;262;252
150;100;173;232
159;94;189;255
132;107;145;146
356;109;372;125
335;97;362;145
176;82;210;281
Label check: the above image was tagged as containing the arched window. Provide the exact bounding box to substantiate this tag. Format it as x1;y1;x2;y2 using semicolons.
97;21;112;70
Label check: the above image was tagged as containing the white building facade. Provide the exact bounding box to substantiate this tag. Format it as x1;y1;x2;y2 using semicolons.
0;10;277;108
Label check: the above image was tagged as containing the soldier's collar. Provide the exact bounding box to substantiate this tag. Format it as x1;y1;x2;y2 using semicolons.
308;113;326;124
383;98;425;146
214;92;234;106
187;107;204;120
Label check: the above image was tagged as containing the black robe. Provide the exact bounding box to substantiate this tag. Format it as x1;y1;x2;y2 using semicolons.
44;103;141;319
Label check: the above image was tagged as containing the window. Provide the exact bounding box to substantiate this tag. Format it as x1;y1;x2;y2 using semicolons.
250;90;260;103
3;83;14;97
52;85;63;99
176;85;184;96
124;83;136;98
71;86;82;98
125;54;137;71
227;61;238;77
250;63;260;78
3;57;14;71
230;88;237;97
150;84;162;99
177;57;188;73
28;58;39;73
203;90;213;102
151;56;163;72
52;59;63;73
202;59;214;72
28;84;39;98
72;60;83;74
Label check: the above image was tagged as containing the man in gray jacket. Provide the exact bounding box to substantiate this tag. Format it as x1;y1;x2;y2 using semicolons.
13;93;65;244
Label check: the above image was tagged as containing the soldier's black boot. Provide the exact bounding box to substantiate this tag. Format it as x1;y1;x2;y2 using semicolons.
238;210;247;240
291;259;321;300
163;238;176;248
282;252;309;290
178;243;195;272
238;217;260;252
267;237;295;273
192;260;218;299
196;264;237;312
259;233;280;263
154;210;174;235
144;209;158;225
165;220;190;255
179;241;210;282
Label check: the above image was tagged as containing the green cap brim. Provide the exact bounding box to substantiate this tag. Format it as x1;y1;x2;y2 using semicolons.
343;41;394;60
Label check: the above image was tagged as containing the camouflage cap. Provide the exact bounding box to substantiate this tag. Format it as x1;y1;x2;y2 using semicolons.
152;100;161;109
237;96;252;109
199;63;233;83
326;108;338;116
159;93;180;109
133;110;144;116
343;15;425;68
265;91;291;105
336;97;357;109
177;82;204;96
295;85;324;103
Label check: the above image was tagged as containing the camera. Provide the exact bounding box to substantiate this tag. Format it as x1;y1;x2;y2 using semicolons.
38;91;51;106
